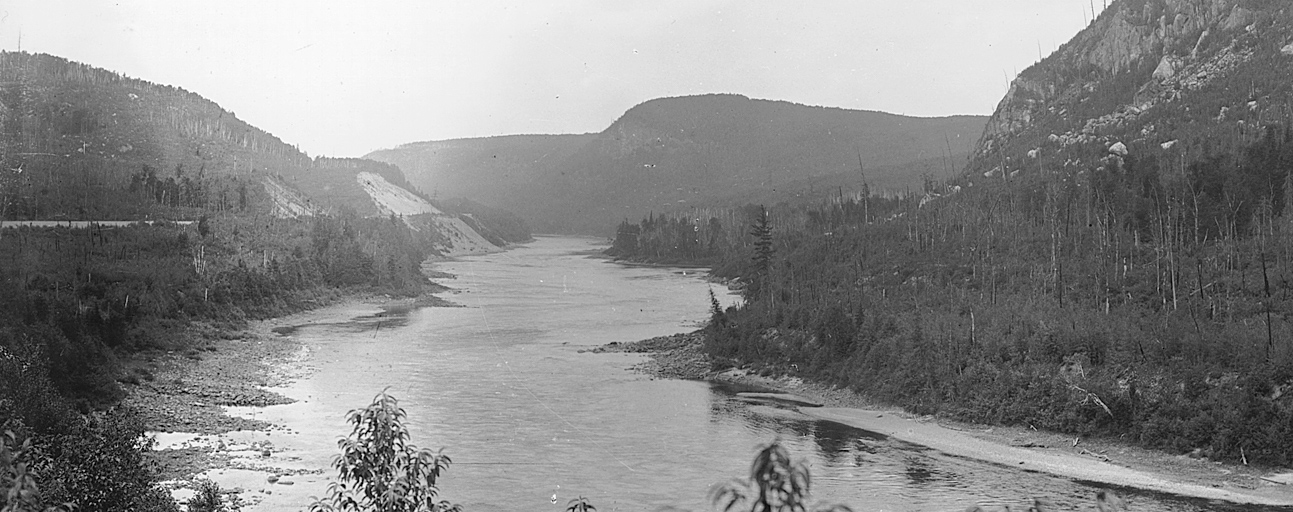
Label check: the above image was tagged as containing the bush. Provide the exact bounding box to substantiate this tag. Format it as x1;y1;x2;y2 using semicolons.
1;430;71;512
310;391;460;512
187;479;225;512
33;407;178;512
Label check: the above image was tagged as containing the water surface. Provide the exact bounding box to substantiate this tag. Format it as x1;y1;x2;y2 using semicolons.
257;236;1281;512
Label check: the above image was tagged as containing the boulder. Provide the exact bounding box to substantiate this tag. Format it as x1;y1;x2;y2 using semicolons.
1152;55;1179;80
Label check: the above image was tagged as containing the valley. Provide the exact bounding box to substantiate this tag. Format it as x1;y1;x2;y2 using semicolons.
6;1;1293;511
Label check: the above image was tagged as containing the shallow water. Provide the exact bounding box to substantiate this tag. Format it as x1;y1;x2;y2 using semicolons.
248;236;1286;512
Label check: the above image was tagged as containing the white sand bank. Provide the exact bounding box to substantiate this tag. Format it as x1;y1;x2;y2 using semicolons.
803;407;1293;507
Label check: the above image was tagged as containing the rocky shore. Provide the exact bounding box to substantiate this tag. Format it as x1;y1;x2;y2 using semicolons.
129;295;430;506
600;330;1293;506
125;332;299;437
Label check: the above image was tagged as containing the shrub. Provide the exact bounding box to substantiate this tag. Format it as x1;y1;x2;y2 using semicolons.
310;391;460;512
1;430;71;512
187;479;225;512
34;407;178;512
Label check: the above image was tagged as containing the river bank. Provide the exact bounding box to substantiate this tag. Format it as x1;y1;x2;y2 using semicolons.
597;331;1293;507
133;293;432;507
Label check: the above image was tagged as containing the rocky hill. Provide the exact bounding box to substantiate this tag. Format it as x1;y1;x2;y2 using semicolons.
966;0;1293;183
370;94;986;234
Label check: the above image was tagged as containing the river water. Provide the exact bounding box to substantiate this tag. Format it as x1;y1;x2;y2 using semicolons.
247;236;1280;512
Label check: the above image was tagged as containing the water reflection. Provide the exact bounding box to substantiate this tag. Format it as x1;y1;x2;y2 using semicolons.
810;419;866;463
901;454;941;486
702;378;1293;512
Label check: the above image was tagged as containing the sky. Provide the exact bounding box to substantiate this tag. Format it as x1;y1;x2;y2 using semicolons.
0;1;1103;157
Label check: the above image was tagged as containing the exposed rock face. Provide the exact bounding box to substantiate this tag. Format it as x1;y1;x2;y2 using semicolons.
263;176;319;219
1151;55;1181;79
969;0;1291;177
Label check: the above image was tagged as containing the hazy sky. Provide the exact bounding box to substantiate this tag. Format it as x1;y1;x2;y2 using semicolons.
0;1;1101;157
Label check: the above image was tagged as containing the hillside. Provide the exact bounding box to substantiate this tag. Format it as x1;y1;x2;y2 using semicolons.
0;51;523;252
965;0;1293;184
369;94;987;234
0;51;314;221
705;153;967;208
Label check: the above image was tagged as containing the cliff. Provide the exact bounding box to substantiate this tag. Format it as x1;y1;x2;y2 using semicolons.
968;0;1293;179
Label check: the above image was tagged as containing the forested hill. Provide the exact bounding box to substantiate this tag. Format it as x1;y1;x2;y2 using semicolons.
0;51;527;241
368;94;987;234
0;51;314;220
607;0;1293;469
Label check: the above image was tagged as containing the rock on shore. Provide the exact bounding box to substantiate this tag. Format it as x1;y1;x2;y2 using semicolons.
592;331;712;379
125;336;299;437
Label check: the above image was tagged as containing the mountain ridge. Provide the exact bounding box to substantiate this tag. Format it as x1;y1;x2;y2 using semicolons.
369;93;987;234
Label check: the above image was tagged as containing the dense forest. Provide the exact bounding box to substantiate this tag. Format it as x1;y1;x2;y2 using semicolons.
610;122;1293;467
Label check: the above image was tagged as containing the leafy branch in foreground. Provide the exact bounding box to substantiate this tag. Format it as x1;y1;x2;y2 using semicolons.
710;440;852;512
0;430;71;512
565;496;596;512
309;391;460;512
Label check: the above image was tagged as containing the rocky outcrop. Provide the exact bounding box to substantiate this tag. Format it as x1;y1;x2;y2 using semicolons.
262;176;319;219
971;0;1284;171
354;171;503;257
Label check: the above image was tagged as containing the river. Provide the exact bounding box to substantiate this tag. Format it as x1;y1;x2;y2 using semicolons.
234;236;1283;512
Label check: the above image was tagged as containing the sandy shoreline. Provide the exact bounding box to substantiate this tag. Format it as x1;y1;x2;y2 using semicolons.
598;331;1293;507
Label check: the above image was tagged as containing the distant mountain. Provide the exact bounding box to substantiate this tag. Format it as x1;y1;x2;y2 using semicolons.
366;133;596;209
965;0;1293;182
369;94;987;234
